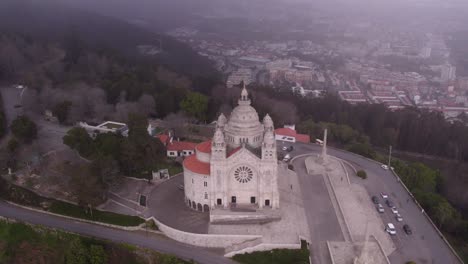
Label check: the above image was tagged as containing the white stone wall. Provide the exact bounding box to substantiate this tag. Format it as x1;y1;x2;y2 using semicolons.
167;151;178;157
275;134;296;143
227;162;260;204
184;168;211;211
209;148;280;209
149;216;261;248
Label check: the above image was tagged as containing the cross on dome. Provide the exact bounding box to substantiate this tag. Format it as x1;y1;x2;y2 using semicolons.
238;84;251;106
241;84;249;100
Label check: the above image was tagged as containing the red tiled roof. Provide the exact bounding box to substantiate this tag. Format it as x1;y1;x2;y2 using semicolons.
183;155;210;175
275;128;310;143
167;141;197;151
275;128;297;137
296;134;311;143
156;134;169;145
196;140;212;153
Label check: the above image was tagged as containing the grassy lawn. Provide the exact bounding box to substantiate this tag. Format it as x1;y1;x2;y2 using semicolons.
233;240;309;264
49;201;145;227
155;160;183;176
0;220;189;264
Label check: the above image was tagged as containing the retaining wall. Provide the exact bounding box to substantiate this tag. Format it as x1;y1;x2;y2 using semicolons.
148;216;261;249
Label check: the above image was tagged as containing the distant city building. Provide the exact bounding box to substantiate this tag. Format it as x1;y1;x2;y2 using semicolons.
338;91;368;104
441;64;456;82
226;68;253;88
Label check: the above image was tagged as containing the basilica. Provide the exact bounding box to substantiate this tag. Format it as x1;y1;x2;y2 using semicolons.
183;86;280;214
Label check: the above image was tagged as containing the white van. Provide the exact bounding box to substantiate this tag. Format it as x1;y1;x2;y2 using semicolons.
385;223;397;235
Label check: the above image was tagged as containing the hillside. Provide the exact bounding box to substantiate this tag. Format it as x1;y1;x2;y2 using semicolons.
0;0;217;78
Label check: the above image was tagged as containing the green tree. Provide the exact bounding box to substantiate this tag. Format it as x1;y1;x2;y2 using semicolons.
434;200;456;229
65;238;88;264
10;115;37;143
63;127;94;158
69;163;105;206
180;92;209;121
91;155;120;185
7;138;19;153
346;142;376;159
357;170;367;179
94;132;123;158
52;100;72;124
119;114;164;178
398;163;438;193
89;245;107;264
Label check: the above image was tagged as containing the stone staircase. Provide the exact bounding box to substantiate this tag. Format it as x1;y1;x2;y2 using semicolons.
224;237;264;256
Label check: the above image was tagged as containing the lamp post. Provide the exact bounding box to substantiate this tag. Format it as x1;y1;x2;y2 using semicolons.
388;145;392;167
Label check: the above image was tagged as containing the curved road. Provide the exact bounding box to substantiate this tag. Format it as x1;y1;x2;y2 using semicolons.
0;139;461;264
0;201;235;264
290;142;461;264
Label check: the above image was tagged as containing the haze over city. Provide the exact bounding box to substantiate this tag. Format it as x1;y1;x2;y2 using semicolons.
1;0;468;264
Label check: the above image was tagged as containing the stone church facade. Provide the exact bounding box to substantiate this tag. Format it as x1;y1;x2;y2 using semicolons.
183;87;280;212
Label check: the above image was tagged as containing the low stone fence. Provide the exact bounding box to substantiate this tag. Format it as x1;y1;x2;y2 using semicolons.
147;216;262;249
224;243;301;258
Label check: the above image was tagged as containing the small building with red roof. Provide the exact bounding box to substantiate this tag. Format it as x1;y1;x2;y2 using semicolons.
155;132;198;157
274;127;310;143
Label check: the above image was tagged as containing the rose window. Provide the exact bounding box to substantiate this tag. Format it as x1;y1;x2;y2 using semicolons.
234;166;253;183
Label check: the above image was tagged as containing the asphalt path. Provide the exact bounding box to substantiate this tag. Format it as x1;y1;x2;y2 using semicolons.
289;142;461;264
0;200;235;264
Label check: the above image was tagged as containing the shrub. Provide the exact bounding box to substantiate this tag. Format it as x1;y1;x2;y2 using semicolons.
357;170;367;179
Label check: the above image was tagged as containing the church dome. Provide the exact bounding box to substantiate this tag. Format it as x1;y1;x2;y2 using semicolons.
227;105;261;128
224;86;264;149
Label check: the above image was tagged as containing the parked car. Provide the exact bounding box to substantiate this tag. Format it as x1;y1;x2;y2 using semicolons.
283;154;291;162
380;192;388;199
385;223;397;235
282;146;288;151
371;196;379;204
391;207;399;214
178;184;184;190
381;164;389;170
396;214;403;222
286;146;294;152
403;224;412;235
386;199;394;207
376;204;385;213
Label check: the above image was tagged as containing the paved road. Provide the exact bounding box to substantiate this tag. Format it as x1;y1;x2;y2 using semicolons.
0;201;235;264
289;142;461;264
292;155;343;264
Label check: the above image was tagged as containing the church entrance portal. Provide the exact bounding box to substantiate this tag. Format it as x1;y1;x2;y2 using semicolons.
231;196;237;203
265;199;270;206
